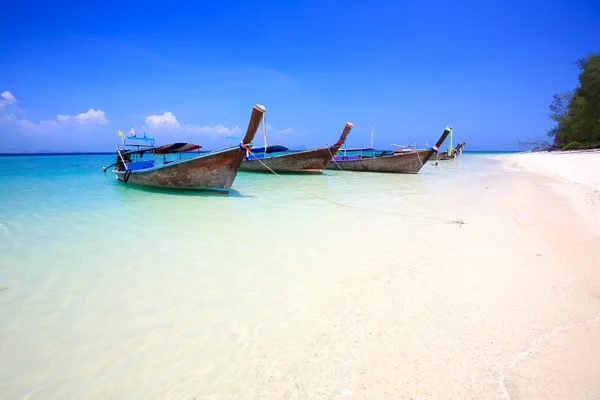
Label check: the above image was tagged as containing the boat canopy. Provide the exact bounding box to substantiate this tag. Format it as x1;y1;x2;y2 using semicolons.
152;142;202;154
251;145;289;153
123;142;202;155
125;136;156;142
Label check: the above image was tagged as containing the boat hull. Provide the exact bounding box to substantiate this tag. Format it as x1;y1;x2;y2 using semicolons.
436;151;454;160
327;149;435;173
437;142;465;160
328;125;452;173
113;147;244;193
240;147;335;173
240;122;353;174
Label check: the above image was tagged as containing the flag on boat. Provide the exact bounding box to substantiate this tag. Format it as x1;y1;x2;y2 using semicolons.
130;127;136;137
432;145;439;153
118;130;123;137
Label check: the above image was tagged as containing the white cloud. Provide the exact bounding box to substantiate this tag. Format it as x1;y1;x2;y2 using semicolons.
0;91;17;109
0;90;109;131
277;127;294;135
1;113;18;124
143;111;241;136
1;113;36;129
19;119;37;129
185;123;241;135
145;111;180;128
57;109;109;125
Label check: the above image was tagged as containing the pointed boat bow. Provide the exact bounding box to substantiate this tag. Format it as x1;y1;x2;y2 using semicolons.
242;104;266;145
432;125;452;154
331;122;354;152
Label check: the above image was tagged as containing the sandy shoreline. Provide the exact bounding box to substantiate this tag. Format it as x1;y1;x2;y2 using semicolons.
498;150;600;237
221;151;600;399
502;149;600;190
492;150;600;399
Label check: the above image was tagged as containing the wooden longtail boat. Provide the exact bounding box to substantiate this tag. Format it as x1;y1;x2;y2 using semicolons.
327;126;453;173
239;122;354;173
110;104;265;193
436;142;466;160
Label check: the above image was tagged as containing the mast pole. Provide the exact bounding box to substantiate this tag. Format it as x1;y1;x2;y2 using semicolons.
370;127;374;149
263;113;267;156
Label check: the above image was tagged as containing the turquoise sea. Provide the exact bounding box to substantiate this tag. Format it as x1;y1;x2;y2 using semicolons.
0;153;513;398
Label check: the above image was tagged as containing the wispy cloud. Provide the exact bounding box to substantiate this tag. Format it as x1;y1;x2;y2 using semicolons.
0;91;108;131
0;91;17;109
277;127;294;135
144;111;240;136
184;124;241;135
57;109;109;125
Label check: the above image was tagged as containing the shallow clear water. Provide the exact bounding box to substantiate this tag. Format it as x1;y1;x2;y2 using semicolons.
0;154;511;398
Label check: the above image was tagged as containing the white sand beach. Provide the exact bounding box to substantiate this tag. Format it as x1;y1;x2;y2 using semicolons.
216;152;600;400
501;150;600;237
229;152;600;399
208;152;600;399
1;152;600;399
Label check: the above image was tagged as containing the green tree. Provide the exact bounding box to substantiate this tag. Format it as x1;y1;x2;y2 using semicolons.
548;52;600;148
547;90;572;144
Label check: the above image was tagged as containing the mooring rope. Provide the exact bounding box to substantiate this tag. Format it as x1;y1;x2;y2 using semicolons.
248;152;465;225
416;149;425;168
327;147;346;172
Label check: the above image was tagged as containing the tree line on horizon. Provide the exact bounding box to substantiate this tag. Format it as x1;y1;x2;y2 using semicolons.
547;52;600;150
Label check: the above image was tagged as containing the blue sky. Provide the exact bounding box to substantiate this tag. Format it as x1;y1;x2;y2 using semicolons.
1;0;599;153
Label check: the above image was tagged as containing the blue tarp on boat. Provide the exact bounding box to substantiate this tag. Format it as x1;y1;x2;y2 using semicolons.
126;160;155;170
251;145;289;154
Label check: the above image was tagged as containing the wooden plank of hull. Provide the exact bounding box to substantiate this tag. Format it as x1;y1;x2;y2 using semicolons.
327;149;434;173
114;147;243;192
240;146;335;173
